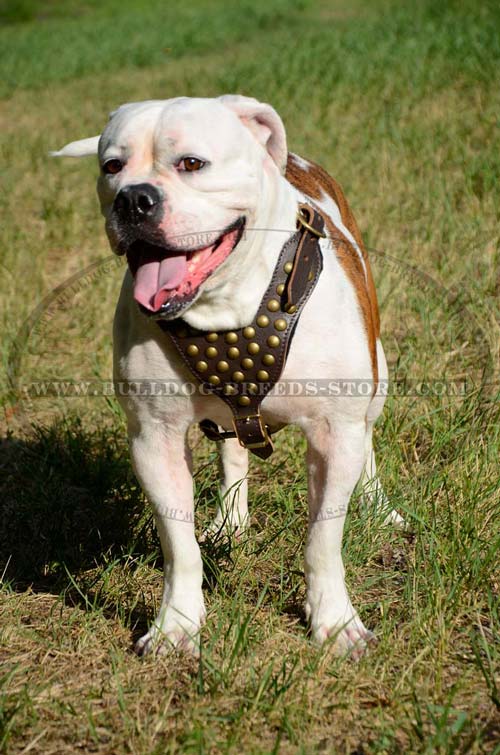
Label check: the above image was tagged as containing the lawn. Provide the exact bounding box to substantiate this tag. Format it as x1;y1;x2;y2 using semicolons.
1;0;499;752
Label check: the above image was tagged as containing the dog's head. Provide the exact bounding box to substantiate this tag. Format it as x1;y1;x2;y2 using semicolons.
52;95;287;320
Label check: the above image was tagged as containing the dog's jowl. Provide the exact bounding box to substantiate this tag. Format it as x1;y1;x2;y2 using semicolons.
53;95;402;658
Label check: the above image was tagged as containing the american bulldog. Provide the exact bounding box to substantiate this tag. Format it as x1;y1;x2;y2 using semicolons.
52;95;401;658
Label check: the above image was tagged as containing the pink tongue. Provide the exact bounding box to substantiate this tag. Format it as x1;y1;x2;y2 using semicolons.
133;253;187;311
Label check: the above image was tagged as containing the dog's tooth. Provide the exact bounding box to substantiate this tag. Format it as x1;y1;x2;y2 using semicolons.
187;251;202;272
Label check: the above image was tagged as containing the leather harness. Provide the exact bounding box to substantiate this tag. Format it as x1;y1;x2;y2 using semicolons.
157;204;325;459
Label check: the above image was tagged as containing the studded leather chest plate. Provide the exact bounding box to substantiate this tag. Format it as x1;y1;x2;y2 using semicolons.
157;204;325;458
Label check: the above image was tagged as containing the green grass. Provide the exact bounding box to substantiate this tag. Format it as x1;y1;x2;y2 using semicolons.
0;0;306;98
1;0;499;752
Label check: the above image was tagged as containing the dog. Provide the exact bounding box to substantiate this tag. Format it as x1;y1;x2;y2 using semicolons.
53;95;401;658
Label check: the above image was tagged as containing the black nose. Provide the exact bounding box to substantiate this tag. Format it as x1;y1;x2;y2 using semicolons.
113;183;162;225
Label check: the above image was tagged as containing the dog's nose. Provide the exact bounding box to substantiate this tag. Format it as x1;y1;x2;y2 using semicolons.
114;184;162;225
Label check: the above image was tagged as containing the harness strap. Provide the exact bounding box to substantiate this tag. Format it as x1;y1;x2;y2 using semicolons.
157;204;325;458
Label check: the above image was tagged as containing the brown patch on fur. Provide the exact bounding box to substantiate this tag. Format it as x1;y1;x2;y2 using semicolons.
286;153;380;387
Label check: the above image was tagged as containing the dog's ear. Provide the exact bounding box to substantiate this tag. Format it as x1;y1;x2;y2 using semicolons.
219;95;287;173
50;135;100;158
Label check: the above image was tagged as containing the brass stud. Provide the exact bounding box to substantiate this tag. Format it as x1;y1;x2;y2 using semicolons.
248;383;259;394
267;299;280;312
208;375;221;386
308;271;314;281
206;332;218;342
187;344;199;357
276;283;285;295
247;342;260;355
274;318;287;331
267;335;280;348
243;326;255;339
225;332;238;344
196;360;208;372
223;384;237;396
256;314;270;327
286;305;297;314
262;353;275;366
217;360;230;372
227;346;240;359
232;371;245;382
241;357;254;369
284;261;293;274
257;369;270;381
238;395;251;407
205;346;218;358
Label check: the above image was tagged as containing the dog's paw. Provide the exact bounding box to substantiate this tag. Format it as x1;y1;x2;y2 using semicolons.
134;600;206;658
305;590;375;660
312;619;376;660
382;507;406;528
135;626;200;658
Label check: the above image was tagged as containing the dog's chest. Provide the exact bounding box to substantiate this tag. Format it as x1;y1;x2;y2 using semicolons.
114;250;370;431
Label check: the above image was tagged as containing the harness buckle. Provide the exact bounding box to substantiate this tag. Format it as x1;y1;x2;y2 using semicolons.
232;414;273;450
296;206;326;238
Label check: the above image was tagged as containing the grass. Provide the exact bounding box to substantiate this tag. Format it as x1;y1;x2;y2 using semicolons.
1;0;499;752
0;0;305;98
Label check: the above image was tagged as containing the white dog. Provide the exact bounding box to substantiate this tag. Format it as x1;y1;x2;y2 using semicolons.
53;95;400;658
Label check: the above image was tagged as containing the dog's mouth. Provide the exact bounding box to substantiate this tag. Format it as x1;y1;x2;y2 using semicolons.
126;217;245;319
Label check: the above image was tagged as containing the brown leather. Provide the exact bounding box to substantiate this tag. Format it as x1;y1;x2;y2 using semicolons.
157;204;325;458
286;204;325;309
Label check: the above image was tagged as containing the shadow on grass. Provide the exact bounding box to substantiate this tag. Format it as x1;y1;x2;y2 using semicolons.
0;415;158;591
0;413;310;647
0;415;243;600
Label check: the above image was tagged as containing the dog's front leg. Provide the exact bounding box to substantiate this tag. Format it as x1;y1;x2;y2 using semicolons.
304;416;375;659
129;423;205;656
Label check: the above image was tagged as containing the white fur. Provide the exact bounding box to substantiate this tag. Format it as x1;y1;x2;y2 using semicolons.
54;95;398;658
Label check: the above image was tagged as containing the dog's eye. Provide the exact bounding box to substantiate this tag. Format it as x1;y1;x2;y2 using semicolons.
177;157;206;172
102;159;124;175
